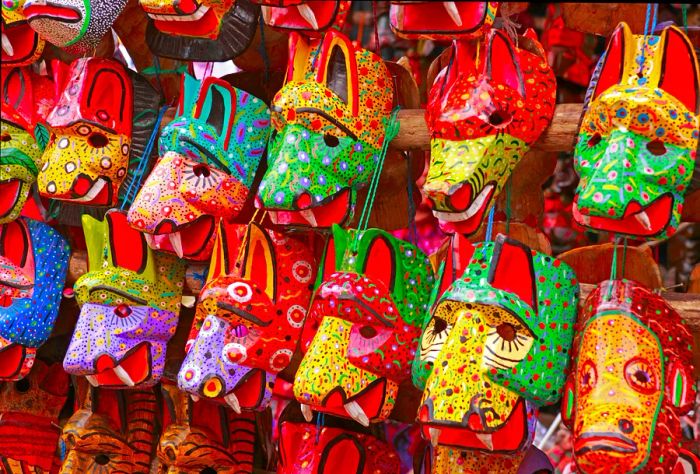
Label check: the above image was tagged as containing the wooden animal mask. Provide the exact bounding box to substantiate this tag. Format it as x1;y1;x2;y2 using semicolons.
389;1;499;41
1;0;45;66
64;210;185;388
255;0;350;36
127;74;270;261
23;0;127;55
38;57;161;207
416;235;578;453
423;30;556;235
431;445;554;473
60;385;160;473
562;280;696;474
0;67;52;224
156;382;256;473
257;30;395;228
141;0;259;61
0;360;70;473
295;226;434;425
573;23;700;239
0;218;69;381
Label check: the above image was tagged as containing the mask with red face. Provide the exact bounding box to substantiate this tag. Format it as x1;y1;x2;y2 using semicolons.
1;0;45;67
254;1;350;36
390;1;499;41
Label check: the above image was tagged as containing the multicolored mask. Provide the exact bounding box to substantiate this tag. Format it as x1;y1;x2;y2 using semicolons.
257;30;395;228
572;23;700;239
38;57;161;207
23;0;127;55
255;0;350;36
389;1;498;41
1;0;45;66
295;226;434;425
415;235;578;453
430;445;554;474
562;279;696;474
0;68;50;224
423;30;556;235
278;405;402;474
156;381;256;473
141;0;259;61
60;385;160;473
0;360;70;473
127;74;271;261
0;218;69;381
64;209;185;388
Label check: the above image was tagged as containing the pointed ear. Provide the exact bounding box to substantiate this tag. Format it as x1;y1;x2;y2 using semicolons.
106;211;148;274
489;235;536;310
486;30;524;96
320;434;364;473
659;26;700;114
210;220;247;279
287;32;314;82
591;22;629;101
316;31;359;116
561;377;575;429
244;223;276;300
84;64;130;129
668;359;696;413
362;235;395;291
0;220;30;268
180;73;201;116
194;79;236;149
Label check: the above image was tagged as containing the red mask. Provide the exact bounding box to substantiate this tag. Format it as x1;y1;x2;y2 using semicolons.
254;1;350;36
390;2;499;41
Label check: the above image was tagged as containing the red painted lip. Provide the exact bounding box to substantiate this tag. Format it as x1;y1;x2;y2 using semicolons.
0;22;41;64
0;180;22;220
263;188;352;228
574;432;638;455
90;342;152;388
24;3;82;23
573;194;674;237
0;343;27;380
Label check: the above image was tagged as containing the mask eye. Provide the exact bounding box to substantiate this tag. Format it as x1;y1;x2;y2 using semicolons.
88;132;109;148
625;358;658;394
484;317;533;370
358;325;378;338
646;139;666;156
487;110;512;128
579;360;597;395
587;133;602;147
323;133;340;148
0;133;10;142
94;454;111;466
420;315;452;364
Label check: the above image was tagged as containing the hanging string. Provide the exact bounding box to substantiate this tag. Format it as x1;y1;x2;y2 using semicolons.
234;208;264;276
682;4;689;32
372;1;380;56
621;237;628;279
120;105;169;210
405;152;418;246
605;235;620;300
315;412;325;444
505;178;512;235
484;206;496;242
258;14;271;84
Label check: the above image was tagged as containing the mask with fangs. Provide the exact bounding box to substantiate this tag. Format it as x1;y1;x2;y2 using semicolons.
254;0;350;37
389;1;499;41
1;0;45;66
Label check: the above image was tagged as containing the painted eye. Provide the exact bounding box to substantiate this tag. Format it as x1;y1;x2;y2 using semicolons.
323;134;339;147
94;454;110;466
192;163;211;177
587;133;602;147
579;360;597;394
14;378;30;393
625;358;658;394
420;316;452;364
487;110;512;127
0;133;10;142
87;132;109;148
484;321;533;370
64;434;77;449
358;325;377;338
646;139;666;156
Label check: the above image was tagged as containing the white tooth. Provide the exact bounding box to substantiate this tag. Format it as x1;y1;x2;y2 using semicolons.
1;33;13;57
433;184;494;222
144;233;158;250
635;211;652;230
224;393;242;414
476;433;493;451
113;365;135;386
268;211;279;225
300;209;317;227
443;2;462;26
191;395;200;402
262;5;272;24
169;231;184;259
86;375;99;387
71;178;107;203
300;403;313;422
344;400;370;427
429;427;441;447
297;4;319;30
181;295;196;308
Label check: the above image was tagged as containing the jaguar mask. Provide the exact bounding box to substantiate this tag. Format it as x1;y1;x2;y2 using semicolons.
255;0;350;36
294;226;434;425
140;0;259;61
573;23;700;239
257;30;394;229
416;235;578;453
430;445;554;474
0;218;69;381
178;220;276;412
389;1;499;41
1;0;45;66
562;279;696;474
127;74;270;261
23;0;127;55
423;29;556;235
63;209;185;388
38;57;161;208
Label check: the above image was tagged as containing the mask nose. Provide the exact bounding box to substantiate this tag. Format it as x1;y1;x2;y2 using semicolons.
201;375;225;399
618;418;634;434
295;192;313;210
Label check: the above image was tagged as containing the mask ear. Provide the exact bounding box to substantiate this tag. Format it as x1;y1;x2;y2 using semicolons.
194;79;236;151
319;434;365;473
210;220;247;279
591;22;629;102
84;64;130;132
659;26;700;114
362;235;395;292
106;211;148;274
316;31;358;116
486;29;524;96
561;377;575;428
668;359;696;413
243;223;276;301
0;220;30;268
489;235;536;310
286;32;314;82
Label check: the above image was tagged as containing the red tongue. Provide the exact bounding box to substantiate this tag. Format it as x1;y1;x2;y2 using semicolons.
468;413;485;431
0;180;22;219
95;354;116;372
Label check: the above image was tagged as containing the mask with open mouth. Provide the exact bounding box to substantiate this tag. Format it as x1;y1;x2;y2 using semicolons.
60;384;160;473
127;74;270;262
257;30;394;229
561;279;695;474
156;381;256;473
141;0;259;61
64;209;185;388
0;218;69;381
38;57;161;208
23;0;127;55
0;360;70;472
254;0;350;36
295;226;434;425
431;444;554;474
389;1;499;41
0;67;53;224
573;23;700;239
1;0;45;66
424;29;556;236
415;235;578;454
